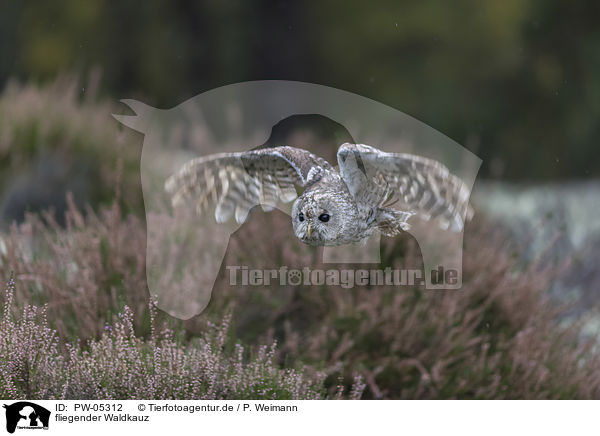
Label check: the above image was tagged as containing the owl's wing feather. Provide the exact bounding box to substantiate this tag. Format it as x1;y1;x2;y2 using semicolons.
165;146;330;224
337;143;472;232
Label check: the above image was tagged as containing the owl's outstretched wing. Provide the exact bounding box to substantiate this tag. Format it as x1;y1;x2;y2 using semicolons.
165;146;331;224
337;143;472;232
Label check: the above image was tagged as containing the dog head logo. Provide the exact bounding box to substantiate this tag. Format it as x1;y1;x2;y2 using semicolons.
3;402;50;433
114;81;481;319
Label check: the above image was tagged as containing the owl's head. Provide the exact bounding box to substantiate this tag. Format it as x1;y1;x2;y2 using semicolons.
292;189;357;246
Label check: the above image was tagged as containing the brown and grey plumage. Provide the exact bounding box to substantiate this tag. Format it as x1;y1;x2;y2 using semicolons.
164;143;473;246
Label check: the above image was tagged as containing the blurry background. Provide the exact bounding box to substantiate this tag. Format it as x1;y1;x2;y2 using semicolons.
2;0;599;281
1;0;600;399
1;0;599;180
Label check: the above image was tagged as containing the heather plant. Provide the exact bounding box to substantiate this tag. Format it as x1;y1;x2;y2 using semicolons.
2;77;600;400
0;75;143;223
0;275;62;399
0;277;334;400
199;211;600;399
3;197;600;399
0;195;148;341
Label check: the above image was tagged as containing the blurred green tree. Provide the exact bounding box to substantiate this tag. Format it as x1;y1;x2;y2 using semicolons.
1;0;599;180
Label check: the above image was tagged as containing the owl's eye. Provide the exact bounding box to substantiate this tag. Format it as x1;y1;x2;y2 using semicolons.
298;212;305;222
318;213;330;222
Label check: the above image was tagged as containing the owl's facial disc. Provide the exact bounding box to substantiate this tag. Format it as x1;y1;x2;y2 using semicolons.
292;194;343;246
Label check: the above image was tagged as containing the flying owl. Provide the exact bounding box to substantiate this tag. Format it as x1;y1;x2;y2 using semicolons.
164;143;472;246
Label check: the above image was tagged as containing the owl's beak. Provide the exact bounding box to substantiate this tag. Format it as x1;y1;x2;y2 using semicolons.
307;223;312;238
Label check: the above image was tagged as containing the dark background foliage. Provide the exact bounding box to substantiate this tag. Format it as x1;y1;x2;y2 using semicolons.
1;0;599;181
